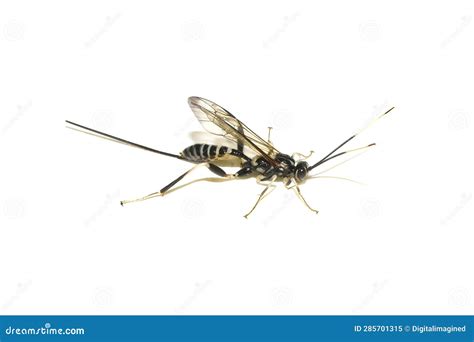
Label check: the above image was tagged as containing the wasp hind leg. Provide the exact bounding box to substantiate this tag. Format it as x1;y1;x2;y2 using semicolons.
120;163;208;206
120;163;252;206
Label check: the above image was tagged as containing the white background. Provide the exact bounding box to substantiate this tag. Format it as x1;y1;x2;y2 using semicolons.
1;0;473;315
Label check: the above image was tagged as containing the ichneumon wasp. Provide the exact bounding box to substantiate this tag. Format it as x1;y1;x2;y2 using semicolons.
66;97;394;218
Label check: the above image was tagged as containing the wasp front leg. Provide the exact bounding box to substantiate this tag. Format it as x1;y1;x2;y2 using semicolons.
293;184;318;214
291;150;314;160
284;178;318;214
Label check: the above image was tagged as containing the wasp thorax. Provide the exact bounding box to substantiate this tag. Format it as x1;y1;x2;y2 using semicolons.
275;153;295;167
294;161;309;182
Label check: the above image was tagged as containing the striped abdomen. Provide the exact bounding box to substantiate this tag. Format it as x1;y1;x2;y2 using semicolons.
181;144;236;162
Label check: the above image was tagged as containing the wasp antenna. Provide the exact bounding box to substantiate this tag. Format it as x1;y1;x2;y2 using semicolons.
355;106;395;136
308;107;394;171
311;143;376;169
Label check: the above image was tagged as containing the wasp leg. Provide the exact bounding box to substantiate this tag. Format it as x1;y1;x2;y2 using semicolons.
255;175;278;201
243;175;278;219
291;150;314;160
159;163;253;196
267;126;273;145
120;163;253;206
293;184;319;214
119;192;162;206
120;163;207;205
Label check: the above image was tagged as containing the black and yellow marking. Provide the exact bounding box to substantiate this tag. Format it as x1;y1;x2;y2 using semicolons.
181;144;249;162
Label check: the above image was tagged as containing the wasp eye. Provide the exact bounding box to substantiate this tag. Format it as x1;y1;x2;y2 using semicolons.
294;161;309;181
295;168;307;181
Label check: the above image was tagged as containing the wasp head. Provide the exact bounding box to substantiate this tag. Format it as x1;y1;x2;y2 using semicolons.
294;161;309;182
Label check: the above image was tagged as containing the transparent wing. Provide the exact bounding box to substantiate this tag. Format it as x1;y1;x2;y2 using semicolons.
188;97;280;165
